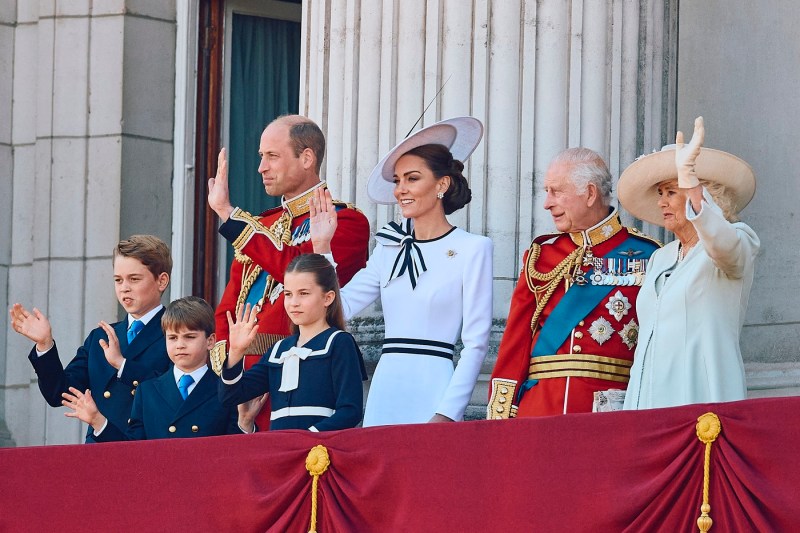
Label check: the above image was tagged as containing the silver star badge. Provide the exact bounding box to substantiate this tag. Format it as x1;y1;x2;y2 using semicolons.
589;317;614;345
605;290;631;322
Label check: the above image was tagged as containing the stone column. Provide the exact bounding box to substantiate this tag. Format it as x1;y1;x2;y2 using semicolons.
299;0;678;418
0;0;176;446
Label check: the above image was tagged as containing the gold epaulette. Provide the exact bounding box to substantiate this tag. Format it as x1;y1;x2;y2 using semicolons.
626;226;663;248
210;340;226;375
487;378;518;420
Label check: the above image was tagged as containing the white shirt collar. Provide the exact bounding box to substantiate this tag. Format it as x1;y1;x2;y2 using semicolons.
172;365;209;393
128;304;164;328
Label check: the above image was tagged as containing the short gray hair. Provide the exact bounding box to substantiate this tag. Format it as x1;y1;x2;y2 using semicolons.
551;147;613;204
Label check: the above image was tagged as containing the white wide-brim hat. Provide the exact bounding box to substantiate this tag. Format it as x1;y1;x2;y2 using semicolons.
618;146;756;226
367;117;484;204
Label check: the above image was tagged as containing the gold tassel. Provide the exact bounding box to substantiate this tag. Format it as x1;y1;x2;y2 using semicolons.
695;412;722;532
306;445;331;533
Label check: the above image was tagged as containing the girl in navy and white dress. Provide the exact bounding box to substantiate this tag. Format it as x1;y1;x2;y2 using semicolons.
311;117;493;426
219;253;366;432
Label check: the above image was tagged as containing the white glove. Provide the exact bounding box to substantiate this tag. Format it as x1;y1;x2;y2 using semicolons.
675;116;705;189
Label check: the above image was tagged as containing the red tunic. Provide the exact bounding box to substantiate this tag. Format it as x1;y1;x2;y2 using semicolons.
488;211;660;418
212;184;370;429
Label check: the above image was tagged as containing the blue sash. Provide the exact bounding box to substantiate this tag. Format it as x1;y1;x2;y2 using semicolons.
245;271;269;307
531;235;656;357
518;234;657;398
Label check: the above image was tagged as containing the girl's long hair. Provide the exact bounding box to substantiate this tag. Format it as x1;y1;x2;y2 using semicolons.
284;253;347;334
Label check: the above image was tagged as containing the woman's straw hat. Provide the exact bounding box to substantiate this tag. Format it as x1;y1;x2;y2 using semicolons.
618;145;756;225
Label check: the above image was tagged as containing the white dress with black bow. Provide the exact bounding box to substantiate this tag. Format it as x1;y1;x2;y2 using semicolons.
341;220;493;426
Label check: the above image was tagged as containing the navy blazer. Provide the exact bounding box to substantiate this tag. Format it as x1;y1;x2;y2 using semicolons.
28;309;170;443
98;366;242;441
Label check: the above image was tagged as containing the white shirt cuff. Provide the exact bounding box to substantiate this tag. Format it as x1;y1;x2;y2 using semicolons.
321;253;337;269
238;422;256;434
116;359;126;378
93;419;109;437
35;341;55;357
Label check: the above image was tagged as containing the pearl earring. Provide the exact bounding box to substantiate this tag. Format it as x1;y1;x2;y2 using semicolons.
436;192;444;199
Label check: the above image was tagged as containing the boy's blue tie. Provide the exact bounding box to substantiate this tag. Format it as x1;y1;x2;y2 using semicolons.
127;319;144;344
178;374;194;400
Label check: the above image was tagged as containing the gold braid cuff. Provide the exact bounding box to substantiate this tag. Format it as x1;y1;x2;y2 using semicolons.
487;378;518;420
209;334;288;376
524;243;584;332
528;354;633;383
229;207;292;253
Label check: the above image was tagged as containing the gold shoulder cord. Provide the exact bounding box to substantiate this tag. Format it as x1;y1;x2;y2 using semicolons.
236;262;263;316
524;243;584;331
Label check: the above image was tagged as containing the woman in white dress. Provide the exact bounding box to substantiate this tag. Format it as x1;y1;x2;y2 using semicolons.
618;117;760;410
310;117;493;426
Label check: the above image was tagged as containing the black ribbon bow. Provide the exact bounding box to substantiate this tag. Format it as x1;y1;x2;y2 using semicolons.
375;220;428;289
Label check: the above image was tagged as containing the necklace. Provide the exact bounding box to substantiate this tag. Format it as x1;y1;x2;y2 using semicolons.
677;234;699;262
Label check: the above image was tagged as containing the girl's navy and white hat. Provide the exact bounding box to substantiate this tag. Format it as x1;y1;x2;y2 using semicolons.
618;144;756;226
367;116;484;205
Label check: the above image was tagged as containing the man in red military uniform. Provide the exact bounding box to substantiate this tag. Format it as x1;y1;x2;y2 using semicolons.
208;115;370;429
488;148;660;419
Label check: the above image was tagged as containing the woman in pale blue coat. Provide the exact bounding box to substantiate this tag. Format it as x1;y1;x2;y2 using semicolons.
618;117;759;409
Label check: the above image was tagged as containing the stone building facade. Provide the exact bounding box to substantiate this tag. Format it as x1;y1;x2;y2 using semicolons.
1;0;797;446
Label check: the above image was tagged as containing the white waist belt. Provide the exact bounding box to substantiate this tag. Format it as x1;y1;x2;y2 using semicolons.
270;406;335;420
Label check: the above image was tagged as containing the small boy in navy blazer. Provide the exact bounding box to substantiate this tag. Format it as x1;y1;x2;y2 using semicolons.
10;235;173;443
62;296;263;440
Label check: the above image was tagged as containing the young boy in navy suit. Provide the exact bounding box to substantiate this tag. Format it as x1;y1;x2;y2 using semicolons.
10;235;173;443
62;296;264;440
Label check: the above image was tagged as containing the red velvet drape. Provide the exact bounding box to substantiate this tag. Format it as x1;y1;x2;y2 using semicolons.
2;397;798;532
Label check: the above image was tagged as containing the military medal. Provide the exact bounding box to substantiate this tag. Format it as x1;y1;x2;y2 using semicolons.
619;319;639;349
268;282;283;304
605;290;631;321
589;317;614;345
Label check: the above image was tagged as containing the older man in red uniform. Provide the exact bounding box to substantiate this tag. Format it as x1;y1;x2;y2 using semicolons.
488;148;660;419
208;115;370;429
